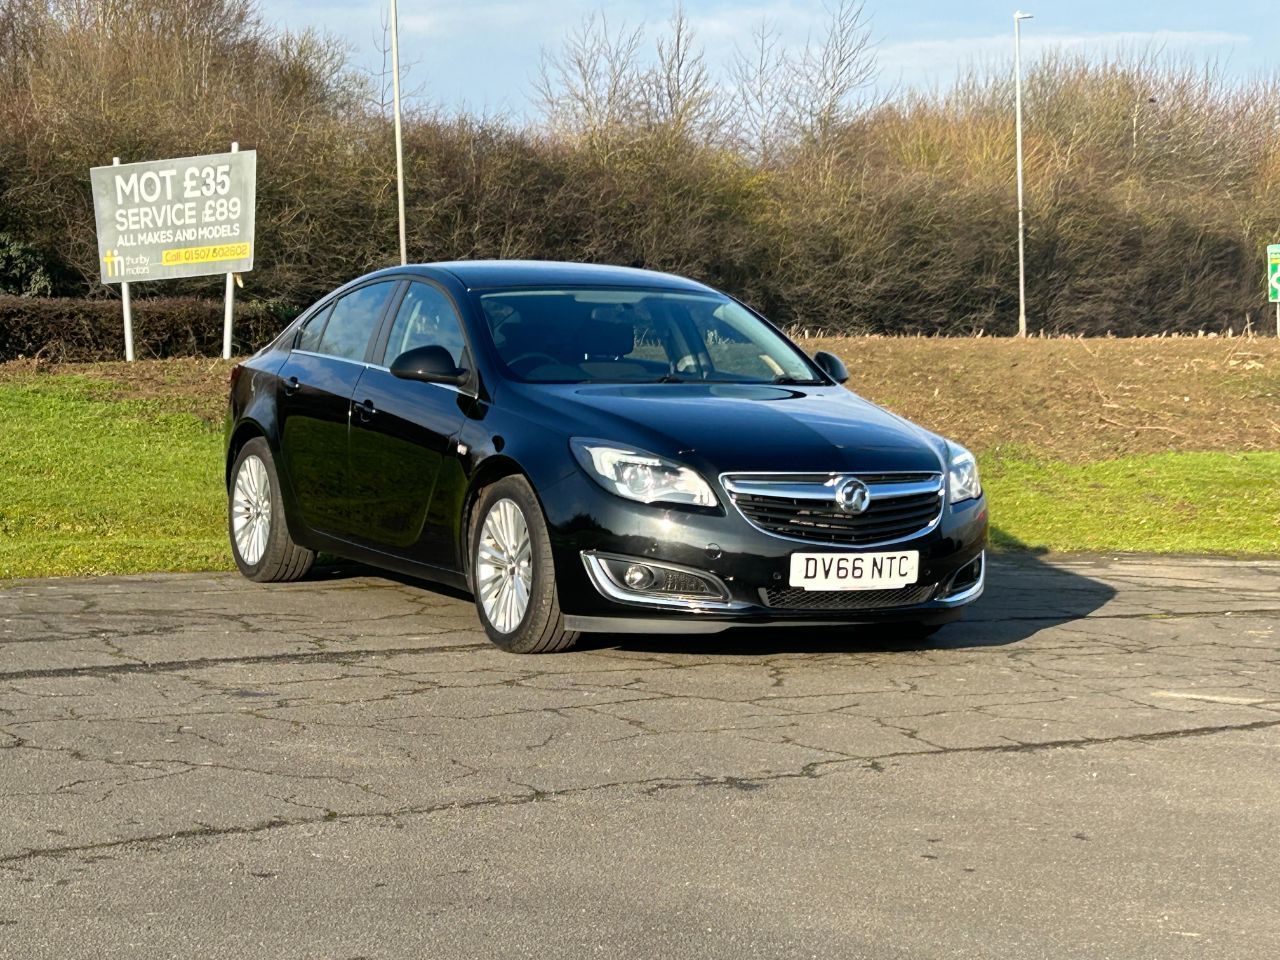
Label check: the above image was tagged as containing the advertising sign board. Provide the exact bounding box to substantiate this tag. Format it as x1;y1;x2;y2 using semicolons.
90;150;256;285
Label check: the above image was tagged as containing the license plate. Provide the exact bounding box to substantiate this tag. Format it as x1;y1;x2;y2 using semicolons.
788;551;919;591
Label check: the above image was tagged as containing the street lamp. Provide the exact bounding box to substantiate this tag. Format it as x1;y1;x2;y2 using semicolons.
1014;10;1033;338
390;0;407;266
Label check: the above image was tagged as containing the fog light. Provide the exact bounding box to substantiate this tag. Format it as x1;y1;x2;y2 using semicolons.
624;563;655;590
587;552;731;603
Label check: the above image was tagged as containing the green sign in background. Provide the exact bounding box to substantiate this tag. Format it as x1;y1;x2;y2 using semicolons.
1269;243;1280;303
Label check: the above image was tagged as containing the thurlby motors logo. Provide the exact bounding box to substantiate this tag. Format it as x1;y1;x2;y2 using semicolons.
102;249;122;278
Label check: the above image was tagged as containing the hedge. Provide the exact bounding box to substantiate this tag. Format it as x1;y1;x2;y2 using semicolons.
4;4;1279;338
0;296;298;362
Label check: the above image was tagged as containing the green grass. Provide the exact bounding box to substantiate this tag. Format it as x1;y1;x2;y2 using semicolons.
0;375;1276;579
0;376;228;578
984;450;1280;555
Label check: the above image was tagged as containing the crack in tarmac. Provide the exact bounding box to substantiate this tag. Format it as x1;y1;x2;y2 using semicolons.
3;715;1276;866
3;605;1275;682
0;642;492;682
2;555;1278;880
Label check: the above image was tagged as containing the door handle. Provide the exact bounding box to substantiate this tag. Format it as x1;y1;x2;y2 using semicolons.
282;376;300;396
355;398;377;421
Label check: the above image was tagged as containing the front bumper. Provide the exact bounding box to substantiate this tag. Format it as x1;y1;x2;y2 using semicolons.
539;470;989;634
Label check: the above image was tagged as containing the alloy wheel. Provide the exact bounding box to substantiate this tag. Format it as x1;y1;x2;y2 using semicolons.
476;498;533;633
232;454;272;566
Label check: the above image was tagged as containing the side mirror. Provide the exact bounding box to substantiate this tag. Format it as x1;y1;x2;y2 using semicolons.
812;350;849;384
390;345;468;386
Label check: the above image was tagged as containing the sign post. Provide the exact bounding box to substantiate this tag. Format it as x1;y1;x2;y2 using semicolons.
111;156;135;362
91;149;256;360
1268;243;1280;338
222;142;240;360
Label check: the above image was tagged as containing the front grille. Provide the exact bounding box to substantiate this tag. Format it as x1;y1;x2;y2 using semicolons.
723;472;944;546
762;582;937;610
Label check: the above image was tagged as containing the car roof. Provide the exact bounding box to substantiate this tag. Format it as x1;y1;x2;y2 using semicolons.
420;260;715;293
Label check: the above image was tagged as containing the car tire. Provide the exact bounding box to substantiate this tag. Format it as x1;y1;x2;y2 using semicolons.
470;476;579;654
228;437;315;583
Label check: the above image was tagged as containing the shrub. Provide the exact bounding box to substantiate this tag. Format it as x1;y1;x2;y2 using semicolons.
0;233;55;297
0;295;296;361
0;1;1277;340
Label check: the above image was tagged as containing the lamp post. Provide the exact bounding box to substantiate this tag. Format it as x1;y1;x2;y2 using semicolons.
1014;10;1033;337
390;0;407;266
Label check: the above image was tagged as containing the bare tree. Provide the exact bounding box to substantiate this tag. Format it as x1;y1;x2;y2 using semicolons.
535;12;644;151
644;5;721;144
368;8;427;118
788;0;877;147
729;1;877;160
0;0;48;87
729;18;790;163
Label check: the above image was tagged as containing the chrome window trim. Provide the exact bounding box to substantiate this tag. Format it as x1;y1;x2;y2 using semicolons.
718;470;945;549
290;348;368;369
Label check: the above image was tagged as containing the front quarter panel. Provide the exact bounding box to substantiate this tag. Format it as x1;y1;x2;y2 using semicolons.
453;398;582;568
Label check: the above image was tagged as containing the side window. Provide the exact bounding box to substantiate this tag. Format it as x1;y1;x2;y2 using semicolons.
386;281;467;367
315;282;396;362
296;304;332;353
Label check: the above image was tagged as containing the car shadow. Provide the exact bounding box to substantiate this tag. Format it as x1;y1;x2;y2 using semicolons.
301;541;1118;658
577;546;1118;656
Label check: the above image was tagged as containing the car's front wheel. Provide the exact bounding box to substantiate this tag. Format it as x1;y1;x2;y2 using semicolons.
471;476;579;653
228;437;315;582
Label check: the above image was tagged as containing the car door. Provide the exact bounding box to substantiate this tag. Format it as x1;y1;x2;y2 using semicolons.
275;280;400;536
345;280;470;569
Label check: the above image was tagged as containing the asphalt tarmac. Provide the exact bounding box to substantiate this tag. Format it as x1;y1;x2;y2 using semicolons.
1;553;1277;959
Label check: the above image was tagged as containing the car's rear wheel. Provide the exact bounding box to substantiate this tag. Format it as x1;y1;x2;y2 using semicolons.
228;437;315;582
471;476;578;653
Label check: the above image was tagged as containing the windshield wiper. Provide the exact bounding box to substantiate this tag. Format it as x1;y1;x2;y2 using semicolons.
771;375;821;385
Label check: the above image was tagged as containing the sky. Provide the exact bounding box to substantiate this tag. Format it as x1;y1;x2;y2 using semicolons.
258;0;1275;117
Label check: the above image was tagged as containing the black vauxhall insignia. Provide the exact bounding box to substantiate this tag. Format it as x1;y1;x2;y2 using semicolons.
225;261;988;653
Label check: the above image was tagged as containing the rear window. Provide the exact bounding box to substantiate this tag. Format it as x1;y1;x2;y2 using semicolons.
315;282;396;362
296;304;332;353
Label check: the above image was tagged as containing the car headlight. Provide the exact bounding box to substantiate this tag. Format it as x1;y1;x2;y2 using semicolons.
947;444;981;503
570;439;716;507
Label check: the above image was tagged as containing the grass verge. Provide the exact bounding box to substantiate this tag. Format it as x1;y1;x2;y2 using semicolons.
983;450;1280;555
0;376;226;578
0;360;1277;579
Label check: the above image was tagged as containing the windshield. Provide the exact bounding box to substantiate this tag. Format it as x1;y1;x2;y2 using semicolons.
476;288;822;384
